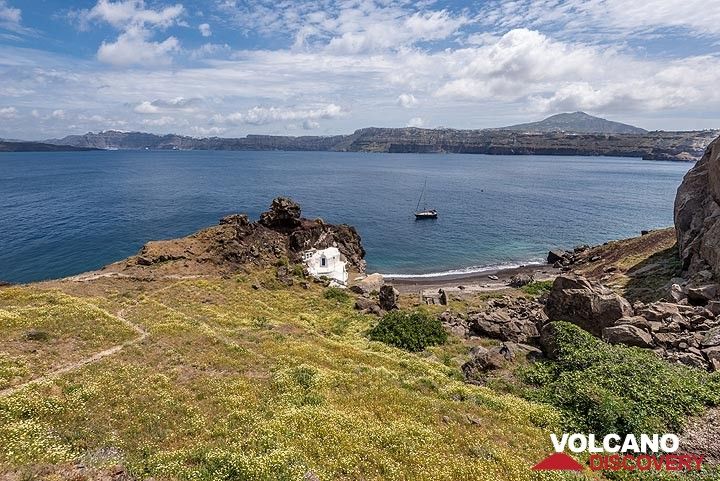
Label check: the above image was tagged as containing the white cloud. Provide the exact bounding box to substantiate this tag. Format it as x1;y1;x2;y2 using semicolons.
407;117;423;127
221;1;468;54
191;125;225;136
480;0;720;39
0;106;17;118
198;23;211;37
97;25;180;66
80;0;184;29
79;1;184;66
0;0;20;28
189;42;231;60
134;97;200;114
302;119;319;130
213;104;345;126
134;100;160;113
397;93;418;108
51;109;65;119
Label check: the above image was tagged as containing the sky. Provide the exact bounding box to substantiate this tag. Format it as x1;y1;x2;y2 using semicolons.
1;0;720;140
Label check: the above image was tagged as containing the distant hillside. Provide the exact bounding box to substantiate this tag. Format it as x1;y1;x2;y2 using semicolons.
500;112;647;134
45;127;718;161
0;141;98;152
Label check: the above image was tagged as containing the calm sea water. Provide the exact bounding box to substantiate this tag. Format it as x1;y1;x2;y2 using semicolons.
0;150;691;283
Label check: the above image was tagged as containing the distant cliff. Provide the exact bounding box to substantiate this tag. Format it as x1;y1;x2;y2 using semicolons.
46;128;719;161
0;140;98;152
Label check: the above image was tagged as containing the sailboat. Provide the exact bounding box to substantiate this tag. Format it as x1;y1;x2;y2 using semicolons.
414;178;438;219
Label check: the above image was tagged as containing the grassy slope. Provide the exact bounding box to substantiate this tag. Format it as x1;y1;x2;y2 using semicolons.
571;228;680;303
0;271;577;481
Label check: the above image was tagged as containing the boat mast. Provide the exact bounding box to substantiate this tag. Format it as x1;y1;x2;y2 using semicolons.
416;177;427;211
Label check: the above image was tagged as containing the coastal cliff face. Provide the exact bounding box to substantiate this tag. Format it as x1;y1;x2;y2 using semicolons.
675;134;720;276
105;197;365;278
46;128;718;161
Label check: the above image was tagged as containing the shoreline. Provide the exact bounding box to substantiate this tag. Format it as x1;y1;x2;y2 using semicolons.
377;262;560;294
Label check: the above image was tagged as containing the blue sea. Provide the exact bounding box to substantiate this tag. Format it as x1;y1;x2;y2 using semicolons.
0;150;691;283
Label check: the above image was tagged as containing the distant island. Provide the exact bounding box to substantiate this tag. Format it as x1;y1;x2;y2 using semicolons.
0;140;99;152
3;112;717;161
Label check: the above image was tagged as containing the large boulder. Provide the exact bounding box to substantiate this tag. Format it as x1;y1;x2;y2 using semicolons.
544;274;633;336
509;274;533;287
378;285;399;311
675;135;720;277
603;325;654;348
350;273;384;295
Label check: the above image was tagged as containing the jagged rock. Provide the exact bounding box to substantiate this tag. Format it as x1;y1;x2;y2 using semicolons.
544;274;633;336
462;342;540;381
687;285;719;306
355;297;378;312
615;316;652;332
462;346;506;379
637;302;681;322
509;274;533;287
258;197;301;229
547;250;567;264
219;214;250;226
350;273;384;295
603;325;654;348
438;289;449;305
675;352;709;370
701;327;720;347
703;346;720;362
378;285;399;311
675;135;720;277
439;310;469;337
466;297;544;344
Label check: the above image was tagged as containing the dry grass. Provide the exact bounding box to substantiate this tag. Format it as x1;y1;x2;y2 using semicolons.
0;273;586;481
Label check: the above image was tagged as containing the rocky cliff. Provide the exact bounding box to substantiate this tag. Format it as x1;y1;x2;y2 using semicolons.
104;197;365;278
46;128;718;161
675;135;720;276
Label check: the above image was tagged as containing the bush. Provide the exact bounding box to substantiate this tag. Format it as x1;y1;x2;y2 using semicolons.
323;287;350;303
520;280;553;296
368;310;447;352
520;322;720;436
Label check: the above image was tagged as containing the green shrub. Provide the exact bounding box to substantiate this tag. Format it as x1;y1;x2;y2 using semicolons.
520;280;553;296
323;287;351;303
368;310;447;352
520;321;720;436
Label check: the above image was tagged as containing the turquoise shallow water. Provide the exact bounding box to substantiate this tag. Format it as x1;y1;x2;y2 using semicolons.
0;150;690;283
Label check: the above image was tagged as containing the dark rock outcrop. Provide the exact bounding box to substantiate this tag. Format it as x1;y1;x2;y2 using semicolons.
675;135;720;277
108;197;365;277
378;285;399;311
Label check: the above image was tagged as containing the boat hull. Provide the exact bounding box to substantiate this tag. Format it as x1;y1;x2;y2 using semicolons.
414;211;438;219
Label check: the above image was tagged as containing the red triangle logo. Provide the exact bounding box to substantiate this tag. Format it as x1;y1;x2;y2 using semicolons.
532;452;584;471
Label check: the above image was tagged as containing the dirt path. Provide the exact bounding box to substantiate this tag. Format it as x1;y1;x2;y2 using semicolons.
0;303;147;398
